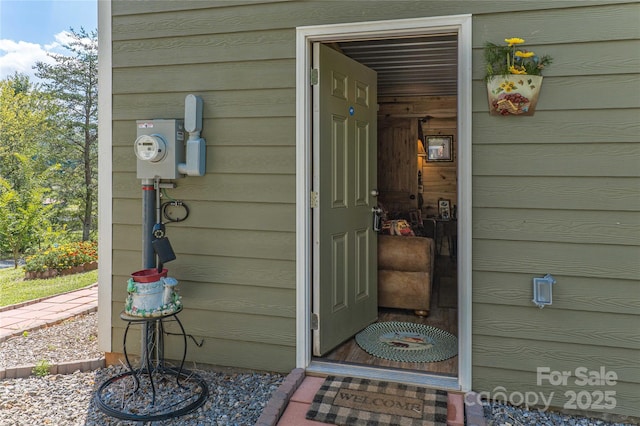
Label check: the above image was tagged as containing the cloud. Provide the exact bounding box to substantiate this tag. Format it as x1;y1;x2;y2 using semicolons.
55;31;78;45
0;31;73;81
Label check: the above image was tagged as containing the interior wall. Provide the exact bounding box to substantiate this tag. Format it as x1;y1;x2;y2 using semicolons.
377;95;458;220
377;117;418;213
419;105;458;219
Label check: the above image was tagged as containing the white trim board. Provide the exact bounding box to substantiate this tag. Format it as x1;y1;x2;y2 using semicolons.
97;0;113;353
295;14;473;392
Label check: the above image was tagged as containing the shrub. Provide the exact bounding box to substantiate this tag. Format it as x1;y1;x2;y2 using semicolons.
25;241;97;273
24;254;48;272
33;359;51;377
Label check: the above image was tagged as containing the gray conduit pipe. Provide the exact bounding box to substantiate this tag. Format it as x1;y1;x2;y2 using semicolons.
141;178;157;361
141;178;156;269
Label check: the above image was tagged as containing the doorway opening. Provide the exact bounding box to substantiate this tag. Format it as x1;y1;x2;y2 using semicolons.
296;15;472;392
318;35;458;376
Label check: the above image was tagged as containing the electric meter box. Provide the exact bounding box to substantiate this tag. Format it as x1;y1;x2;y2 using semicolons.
135;119;185;179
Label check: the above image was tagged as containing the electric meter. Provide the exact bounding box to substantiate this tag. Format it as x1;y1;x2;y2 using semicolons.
134;134;167;162
135;119;184;179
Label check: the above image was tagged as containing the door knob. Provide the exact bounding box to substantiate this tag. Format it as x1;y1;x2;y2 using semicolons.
370;189;379;197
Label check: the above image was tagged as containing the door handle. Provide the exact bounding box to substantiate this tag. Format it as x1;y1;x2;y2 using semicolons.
370;189;379;197
372;207;382;232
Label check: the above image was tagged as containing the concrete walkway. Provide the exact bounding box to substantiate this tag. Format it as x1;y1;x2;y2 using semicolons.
0;284;98;342
0;260;15;269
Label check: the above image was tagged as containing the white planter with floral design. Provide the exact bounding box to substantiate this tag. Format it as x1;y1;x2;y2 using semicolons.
486;75;543;116
124;268;182;317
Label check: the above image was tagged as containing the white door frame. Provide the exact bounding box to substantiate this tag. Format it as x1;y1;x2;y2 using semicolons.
295;15;473;391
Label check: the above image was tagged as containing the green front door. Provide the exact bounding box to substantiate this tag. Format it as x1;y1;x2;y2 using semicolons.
312;43;378;356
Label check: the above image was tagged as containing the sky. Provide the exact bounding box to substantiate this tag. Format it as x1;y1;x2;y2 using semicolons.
0;0;97;81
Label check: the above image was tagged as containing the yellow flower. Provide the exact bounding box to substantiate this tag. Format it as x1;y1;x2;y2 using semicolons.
515;50;535;58
509;65;527;75
505;37;525;46
500;81;516;92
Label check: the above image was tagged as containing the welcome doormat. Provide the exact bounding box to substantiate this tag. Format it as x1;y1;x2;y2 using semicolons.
305;376;448;426
355;322;457;363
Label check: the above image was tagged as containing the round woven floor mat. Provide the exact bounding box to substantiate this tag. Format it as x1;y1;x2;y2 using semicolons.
355;321;458;363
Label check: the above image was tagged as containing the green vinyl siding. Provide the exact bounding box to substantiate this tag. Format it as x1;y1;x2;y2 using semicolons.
111;325;295;373
474;109;640;143
474;143;640;177
109;0;303;374
473;271;638;315
112;172;296;202
108;0;640;417
470;1;640;419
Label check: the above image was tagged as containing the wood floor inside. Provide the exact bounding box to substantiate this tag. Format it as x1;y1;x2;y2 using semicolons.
320;254;458;377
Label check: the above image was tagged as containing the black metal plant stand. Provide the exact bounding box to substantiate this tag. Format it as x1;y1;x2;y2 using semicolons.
94;307;208;422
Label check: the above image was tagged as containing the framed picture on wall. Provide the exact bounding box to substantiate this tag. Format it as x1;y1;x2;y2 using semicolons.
426;135;453;162
438;199;451;220
408;209;422;225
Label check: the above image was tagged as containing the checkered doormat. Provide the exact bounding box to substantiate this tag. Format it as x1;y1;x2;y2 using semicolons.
306;376;448;426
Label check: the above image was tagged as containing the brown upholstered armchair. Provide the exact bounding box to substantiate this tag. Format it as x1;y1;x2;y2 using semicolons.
377;234;435;316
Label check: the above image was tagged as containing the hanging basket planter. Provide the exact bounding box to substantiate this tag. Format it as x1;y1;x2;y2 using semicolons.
487;75;543;116
484;37;552;117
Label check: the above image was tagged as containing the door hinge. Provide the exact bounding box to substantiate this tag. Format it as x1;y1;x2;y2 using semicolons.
310;191;319;208
311;313;319;330
310;68;319;86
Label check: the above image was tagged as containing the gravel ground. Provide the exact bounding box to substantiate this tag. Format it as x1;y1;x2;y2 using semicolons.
0;312;101;368
484;401;636;426
0;366;284;425
1;313;636;425
0;313;284;425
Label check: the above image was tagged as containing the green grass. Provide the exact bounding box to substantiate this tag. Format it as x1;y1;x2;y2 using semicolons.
0;267;98;307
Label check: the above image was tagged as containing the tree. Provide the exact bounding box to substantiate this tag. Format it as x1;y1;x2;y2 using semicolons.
0;156;51;267
0;73;56;178
0;74;58;262
35;28;98;241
